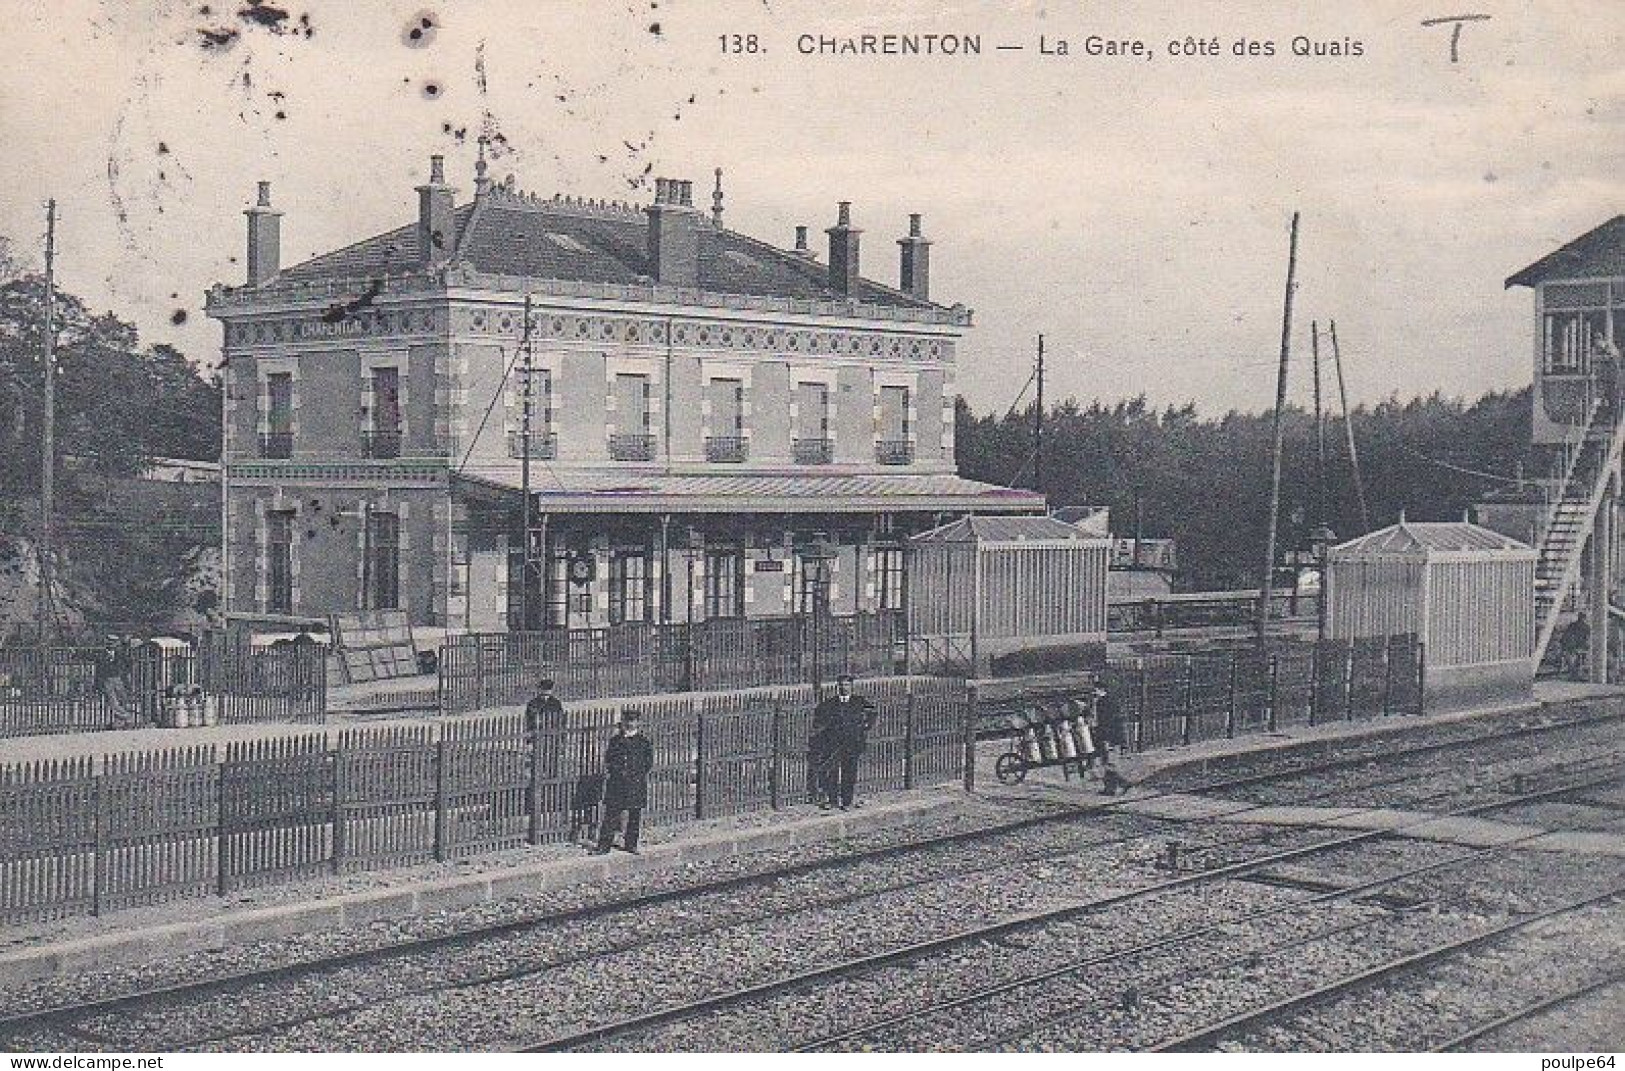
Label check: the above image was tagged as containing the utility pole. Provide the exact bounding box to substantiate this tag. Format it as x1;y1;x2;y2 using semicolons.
1329;320;1372;532
38;200;56;642
1032;334;1045;494
1258;211;1300;640
1311;321;1326;532
518;294;535;632
1311;320;1330;641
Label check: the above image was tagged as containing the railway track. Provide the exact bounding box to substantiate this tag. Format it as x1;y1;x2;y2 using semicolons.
1;706;1619;1051
531;760;1625;1052
1428;968;1625;1052
1151;885;1625;1052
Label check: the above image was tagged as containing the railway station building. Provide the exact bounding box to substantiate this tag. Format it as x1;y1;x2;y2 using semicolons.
205;156;1044;632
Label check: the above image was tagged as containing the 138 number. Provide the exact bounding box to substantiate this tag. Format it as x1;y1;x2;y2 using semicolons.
719;33;762;54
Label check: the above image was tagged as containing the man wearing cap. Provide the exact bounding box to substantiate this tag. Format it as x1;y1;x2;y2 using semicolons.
525;678;564;740
594;708;655;854
818;675;877;811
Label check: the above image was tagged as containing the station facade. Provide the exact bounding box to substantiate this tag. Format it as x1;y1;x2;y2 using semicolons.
206;157;1043;632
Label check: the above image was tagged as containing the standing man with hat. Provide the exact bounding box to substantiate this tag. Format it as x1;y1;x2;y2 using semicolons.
818;675;877;811
525;677;567;830
525;677;564;740
593;708;655;854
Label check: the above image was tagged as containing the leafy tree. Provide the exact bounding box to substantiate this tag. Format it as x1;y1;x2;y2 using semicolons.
0;271;221;640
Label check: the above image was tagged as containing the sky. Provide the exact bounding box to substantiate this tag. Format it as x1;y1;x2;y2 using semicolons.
0;0;1621;417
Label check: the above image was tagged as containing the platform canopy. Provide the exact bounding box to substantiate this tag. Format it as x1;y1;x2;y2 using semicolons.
454;470;1045;515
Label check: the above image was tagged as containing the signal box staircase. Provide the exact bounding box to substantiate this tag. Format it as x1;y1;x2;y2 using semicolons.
1533;400;1625;669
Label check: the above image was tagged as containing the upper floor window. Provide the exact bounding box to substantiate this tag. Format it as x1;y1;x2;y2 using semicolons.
261;372;294;459
1543;310;1611;375
364;366;402;459
610;373;654;461
876;385;913;465
706;377;746;462
795;382;832;465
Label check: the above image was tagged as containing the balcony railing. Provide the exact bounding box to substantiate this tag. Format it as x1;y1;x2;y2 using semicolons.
507;430;559;460
609;433;656;462
259;431;293;459
705;436;748;463
875;439;914;466
361;429;402;459
794;438;834;465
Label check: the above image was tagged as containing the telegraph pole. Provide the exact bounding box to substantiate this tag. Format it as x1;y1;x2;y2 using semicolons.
1329;320;1372;532
38;200;57;642
1032;334;1045;494
1258;211;1300;640
1311;321;1327;532
518;294;535;632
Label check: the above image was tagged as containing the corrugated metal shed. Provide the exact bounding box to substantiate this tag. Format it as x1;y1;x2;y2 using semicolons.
1327;520;1536;707
909;515;1110;672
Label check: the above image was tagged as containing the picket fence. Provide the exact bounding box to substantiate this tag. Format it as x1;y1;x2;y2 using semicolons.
0;676;965;924
1103;634;1424;751
0;639;326;739
438;612;905;712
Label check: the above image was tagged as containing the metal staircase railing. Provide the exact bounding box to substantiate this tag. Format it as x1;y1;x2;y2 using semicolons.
1533;400;1625;667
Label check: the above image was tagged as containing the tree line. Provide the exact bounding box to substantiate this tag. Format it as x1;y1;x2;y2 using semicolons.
954;389;1533;590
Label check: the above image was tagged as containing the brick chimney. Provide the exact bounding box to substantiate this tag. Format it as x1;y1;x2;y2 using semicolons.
244;181;281;286
898;213;931;301
416;154;457;266
826;202;861;296
792;225;814;258
646;177;702;287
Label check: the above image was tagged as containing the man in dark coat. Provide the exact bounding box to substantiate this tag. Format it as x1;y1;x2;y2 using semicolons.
94;635;136;729
524;677;564;737
1093;684;1133;796
525;677;567;824
807;684;841;808
594;708;655;854
817;675;877;810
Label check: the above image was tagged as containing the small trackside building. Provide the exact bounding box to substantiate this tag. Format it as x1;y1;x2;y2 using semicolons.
907;515;1110;676
1326;520;1537;709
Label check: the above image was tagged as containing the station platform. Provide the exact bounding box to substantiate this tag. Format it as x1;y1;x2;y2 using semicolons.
2;680;1620;990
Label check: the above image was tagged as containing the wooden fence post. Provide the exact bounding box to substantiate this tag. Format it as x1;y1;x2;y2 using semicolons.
769;701;783;810
433;736;449;862
527;725;544;845
91;771;105;917
331;748;345;874
961;681;976;793
1416;641;1427;716
684;624;696;694
215;757;230;897
903;686;916;790
1180;660;1194;746
694;708;707;820
1308;644;1320;726
1267;655;1280;732
1381;639;1396;716
1225;655;1239;739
